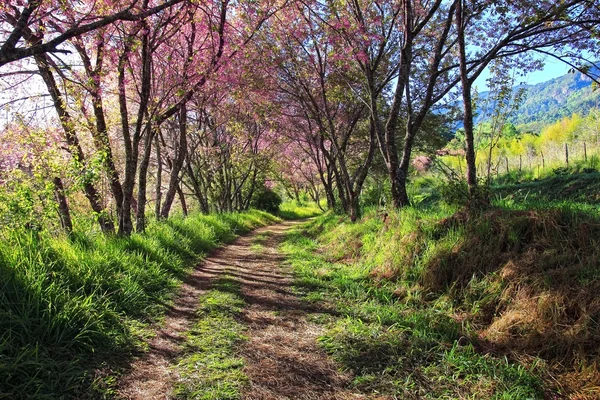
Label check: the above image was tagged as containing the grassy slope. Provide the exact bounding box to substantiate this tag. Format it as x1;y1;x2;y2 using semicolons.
494;170;600;210
282;177;600;399
0;210;283;399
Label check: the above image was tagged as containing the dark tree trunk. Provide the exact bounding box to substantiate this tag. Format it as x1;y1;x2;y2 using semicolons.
243;168;259;210
177;184;188;216
348;193;360;222
119;29;150;236
456;0;478;196
519;155;522;171
154;133;163;219
185;163;209;213
135;126;156;232
367;66;407;209
91;95;124;219
333;166;349;213
75;41;125;221
53;177;73;234
160;103;188;219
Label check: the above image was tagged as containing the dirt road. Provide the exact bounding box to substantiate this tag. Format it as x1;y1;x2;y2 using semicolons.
117;220;367;400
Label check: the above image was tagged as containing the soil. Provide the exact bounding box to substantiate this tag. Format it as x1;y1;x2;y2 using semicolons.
117;220;375;400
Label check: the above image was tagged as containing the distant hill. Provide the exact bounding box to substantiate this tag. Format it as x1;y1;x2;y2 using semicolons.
477;67;600;132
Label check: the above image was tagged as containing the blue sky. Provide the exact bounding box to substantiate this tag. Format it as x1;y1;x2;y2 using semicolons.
520;58;570;85
474;57;570;91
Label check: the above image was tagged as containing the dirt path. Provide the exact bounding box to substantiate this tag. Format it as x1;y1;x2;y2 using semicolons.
117;220;367;400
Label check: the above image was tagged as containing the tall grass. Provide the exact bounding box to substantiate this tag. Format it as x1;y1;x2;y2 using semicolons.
283;197;600;398
0;210;279;398
282;211;546;398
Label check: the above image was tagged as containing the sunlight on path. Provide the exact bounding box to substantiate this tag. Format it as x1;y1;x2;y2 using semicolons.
117;219;382;399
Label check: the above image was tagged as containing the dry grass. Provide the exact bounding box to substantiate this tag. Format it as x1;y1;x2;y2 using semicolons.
418;209;600;398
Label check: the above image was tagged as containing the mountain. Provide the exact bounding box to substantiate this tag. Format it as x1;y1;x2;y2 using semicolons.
477;66;600;132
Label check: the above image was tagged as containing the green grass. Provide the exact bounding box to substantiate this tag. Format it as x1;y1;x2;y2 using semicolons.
492;170;600;217
0;210;278;399
277;201;323;219
174;277;248;400
280;211;559;399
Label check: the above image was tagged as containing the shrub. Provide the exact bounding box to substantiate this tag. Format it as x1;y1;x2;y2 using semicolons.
251;187;282;213
439;177;490;209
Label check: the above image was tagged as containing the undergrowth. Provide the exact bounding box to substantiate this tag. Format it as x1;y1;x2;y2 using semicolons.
0;210;278;399
282;202;600;399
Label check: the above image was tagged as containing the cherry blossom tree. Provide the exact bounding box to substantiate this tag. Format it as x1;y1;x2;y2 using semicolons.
0;0;185;67
264;1;376;220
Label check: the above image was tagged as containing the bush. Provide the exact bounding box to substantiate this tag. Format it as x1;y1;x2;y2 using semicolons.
251;187;282;213
439;177;490;209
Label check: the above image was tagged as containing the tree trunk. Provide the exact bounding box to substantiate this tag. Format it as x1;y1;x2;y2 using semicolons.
185;163;209;213
177;184;188;216
53;177;73;234
519;155;522;172
333;166;349;213
160;103;188;219
348;193;360;223
154;133;163;219
119;30;150;236
396;123;417;208
90;92;124;220
136;126;156;232
35;52;114;234
541;151;545;169
456;0;478;196
75;42;125;221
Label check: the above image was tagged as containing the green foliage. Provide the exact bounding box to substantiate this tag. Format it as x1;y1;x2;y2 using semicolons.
251;187;282;213
438;177;491;209
360;178;390;208
0;210;278;398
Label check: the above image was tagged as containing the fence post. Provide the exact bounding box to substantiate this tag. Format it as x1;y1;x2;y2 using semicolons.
565;143;569;167
519;155;522;172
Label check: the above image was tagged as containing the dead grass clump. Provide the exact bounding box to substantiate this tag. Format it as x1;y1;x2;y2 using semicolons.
418;208;600;397
370;230;424;281
323;234;364;263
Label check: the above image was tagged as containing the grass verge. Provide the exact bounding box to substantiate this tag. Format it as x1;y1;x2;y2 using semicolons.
282;205;600;399
0;210;278;399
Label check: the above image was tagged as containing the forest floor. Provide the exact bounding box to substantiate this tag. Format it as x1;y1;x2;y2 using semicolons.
116;219;374;400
